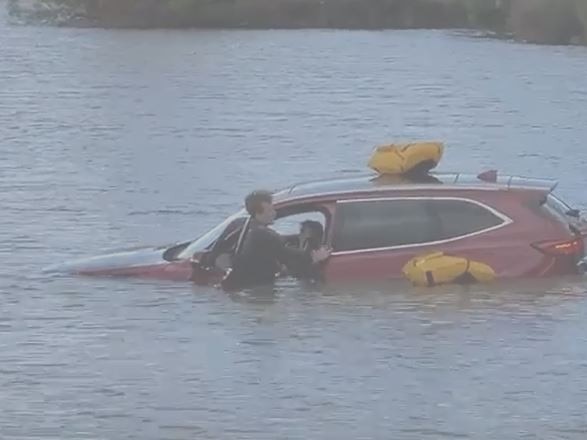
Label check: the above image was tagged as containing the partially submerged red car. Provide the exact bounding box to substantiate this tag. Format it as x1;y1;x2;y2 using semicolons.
46;170;587;285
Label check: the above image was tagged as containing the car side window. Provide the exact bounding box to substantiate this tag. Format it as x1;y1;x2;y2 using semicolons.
429;199;505;240
332;199;439;252
272;211;326;238
332;198;506;253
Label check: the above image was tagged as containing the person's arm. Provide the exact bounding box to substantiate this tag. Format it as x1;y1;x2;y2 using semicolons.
256;228;307;265
265;229;329;268
282;233;300;248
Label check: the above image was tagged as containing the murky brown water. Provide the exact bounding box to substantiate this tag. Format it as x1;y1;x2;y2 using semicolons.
2;10;587;439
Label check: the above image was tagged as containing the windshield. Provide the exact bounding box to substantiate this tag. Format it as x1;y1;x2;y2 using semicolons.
177;209;247;259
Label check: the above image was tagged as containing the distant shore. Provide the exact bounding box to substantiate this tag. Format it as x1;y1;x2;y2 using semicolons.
7;0;587;46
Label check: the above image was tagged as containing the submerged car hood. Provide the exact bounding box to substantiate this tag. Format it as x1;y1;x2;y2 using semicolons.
43;244;171;275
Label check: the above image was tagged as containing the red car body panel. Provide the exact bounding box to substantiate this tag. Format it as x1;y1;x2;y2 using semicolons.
79;260;195;281
321;188;578;282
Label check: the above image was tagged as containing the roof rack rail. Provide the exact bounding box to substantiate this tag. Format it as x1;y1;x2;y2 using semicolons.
286;172;372;194
475;169;558;192
277;169;559;201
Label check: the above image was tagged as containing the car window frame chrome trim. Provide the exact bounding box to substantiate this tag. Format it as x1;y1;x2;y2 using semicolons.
329;196;514;256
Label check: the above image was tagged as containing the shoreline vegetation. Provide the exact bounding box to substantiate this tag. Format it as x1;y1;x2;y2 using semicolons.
7;0;587;46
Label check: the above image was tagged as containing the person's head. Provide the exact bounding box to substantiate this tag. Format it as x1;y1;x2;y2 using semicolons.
300;220;324;248
245;190;276;225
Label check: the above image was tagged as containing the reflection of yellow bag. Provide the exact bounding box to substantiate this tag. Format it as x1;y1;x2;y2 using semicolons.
402;252;496;287
368;142;444;175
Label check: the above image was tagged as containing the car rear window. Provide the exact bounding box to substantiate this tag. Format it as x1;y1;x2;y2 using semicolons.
536;193;581;228
544;194;573;217
332;198;507;252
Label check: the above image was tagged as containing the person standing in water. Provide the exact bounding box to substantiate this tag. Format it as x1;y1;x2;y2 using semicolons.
221;190;331;290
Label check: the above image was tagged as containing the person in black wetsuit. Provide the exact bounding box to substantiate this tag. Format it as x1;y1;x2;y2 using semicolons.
221;190;331;290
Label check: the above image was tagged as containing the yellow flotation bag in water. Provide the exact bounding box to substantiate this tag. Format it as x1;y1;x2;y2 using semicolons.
402;252;496;287
368;142;444;175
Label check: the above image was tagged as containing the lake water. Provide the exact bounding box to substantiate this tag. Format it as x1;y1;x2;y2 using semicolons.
2;8;587;439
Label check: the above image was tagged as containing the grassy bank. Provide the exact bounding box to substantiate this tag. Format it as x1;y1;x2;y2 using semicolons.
507;0;586;45
11;0;471;29
7;0;587;45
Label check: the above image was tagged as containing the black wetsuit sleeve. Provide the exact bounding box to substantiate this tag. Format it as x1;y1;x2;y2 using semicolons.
233;226;305;272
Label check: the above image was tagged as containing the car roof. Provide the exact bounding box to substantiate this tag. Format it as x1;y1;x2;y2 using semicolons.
274;171;559;203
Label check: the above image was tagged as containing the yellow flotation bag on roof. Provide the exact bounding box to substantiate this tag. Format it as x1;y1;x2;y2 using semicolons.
368;142;444;175
402;252;496;287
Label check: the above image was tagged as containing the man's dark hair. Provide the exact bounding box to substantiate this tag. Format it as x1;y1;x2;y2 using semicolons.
245;190;273;216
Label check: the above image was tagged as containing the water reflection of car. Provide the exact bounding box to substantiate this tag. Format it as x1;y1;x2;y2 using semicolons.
46;170;587;285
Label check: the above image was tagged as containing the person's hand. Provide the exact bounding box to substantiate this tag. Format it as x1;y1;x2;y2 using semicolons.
311;246;332;264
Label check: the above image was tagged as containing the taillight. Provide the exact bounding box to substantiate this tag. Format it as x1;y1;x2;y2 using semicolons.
532;237;584;257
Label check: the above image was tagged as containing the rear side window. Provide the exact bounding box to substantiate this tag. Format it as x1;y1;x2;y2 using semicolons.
332;199;437;252
332;198;507;252
429;199;505;240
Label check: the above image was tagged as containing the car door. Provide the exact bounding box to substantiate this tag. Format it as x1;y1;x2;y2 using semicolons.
321;196;511;283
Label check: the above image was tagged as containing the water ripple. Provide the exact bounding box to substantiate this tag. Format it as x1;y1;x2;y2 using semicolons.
2;20;587;440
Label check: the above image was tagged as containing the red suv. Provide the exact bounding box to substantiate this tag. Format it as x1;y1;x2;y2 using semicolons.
46;171;587;285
